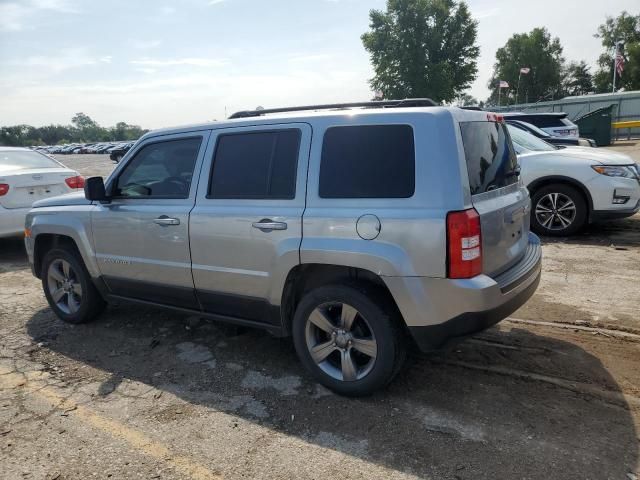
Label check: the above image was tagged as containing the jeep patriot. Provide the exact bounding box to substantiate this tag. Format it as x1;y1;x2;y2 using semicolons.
25;99;542;396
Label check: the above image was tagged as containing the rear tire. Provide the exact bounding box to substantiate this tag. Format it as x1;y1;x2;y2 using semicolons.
292;284;406;397
42;247;106;324
530;184;587;236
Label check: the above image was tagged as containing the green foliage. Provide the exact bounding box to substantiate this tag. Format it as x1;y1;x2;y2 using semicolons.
361;0;479;103
453;92;478;106
563;61;593;96
0;113;148;147
487;27;564;105
593;11;640;92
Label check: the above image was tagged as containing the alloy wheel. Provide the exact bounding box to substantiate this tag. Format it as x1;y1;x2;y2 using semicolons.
47;259;83;314
535;192;577;231
304;302;377;382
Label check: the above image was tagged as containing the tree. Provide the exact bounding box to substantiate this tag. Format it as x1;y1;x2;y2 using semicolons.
453;92;478;106
563;61;593;96
361;0;479;103
593;11;640;92
487;28;564;105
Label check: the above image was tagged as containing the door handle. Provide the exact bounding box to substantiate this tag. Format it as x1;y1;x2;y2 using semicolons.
154;216;180;226
252;219;288;231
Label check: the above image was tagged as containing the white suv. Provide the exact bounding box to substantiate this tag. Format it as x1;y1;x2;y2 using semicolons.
508;125;640;236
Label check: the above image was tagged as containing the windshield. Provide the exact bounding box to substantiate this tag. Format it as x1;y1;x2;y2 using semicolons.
0;150;60;171
506;125;557;153
459;121;519;195
513;121;551;138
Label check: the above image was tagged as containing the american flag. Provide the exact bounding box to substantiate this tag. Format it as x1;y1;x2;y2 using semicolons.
615;46;625;76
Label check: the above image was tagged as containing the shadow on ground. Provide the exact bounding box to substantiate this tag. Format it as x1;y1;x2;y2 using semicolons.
539;214;640;247
25;301;638;479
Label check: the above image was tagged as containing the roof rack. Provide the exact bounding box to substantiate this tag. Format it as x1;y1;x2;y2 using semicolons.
228;98;437;119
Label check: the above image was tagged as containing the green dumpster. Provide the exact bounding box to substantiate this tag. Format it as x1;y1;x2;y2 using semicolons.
574;105;615;146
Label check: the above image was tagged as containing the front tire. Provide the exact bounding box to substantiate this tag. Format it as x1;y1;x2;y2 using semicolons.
42;247;106;324
530;184;587;236
292;284;406;397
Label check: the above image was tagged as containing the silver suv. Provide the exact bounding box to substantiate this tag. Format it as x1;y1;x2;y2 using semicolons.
25;100;542;396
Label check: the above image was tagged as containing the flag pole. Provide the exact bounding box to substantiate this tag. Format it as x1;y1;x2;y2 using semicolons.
516;71;522;105
498;85;501;106
612;44;617;94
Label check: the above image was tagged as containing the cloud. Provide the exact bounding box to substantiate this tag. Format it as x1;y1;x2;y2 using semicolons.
209;0;227;4
159;6;176;15
13;48;112;73
132;39;162;50
130;58;228;68
0;0;77;32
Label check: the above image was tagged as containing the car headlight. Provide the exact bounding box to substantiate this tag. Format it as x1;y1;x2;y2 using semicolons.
591;165;638;179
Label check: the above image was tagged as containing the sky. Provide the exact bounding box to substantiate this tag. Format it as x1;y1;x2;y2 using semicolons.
0;0;638;130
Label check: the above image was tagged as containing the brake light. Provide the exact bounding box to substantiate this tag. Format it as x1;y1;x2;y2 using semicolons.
0;184;9;196
65;175;85;189
486;113;504;123
447;208;482;279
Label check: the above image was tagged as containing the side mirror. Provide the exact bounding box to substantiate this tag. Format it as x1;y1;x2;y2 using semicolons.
84;176;108;202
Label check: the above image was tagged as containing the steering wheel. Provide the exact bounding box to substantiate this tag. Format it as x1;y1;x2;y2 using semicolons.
165;176;189;194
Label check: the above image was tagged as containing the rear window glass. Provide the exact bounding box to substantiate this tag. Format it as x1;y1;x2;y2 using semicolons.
0;150;60;171
319;125;415;198
460;122;519;195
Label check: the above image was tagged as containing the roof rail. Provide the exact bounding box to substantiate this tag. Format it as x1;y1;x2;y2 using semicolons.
228;98;438;119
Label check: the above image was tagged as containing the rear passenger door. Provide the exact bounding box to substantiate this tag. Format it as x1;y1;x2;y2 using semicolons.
190;123;311;327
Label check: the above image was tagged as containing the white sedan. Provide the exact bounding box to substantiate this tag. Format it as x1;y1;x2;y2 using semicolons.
0;147;84;238
508;126;640;236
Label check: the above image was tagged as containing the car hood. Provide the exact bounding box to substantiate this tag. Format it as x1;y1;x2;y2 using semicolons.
32;191;91;208
521;147;635;165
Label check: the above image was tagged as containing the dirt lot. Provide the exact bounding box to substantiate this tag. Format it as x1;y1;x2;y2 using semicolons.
1;147;639;479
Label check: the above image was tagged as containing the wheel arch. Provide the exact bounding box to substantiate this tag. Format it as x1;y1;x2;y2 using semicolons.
279;263;405;337
527;176;594;213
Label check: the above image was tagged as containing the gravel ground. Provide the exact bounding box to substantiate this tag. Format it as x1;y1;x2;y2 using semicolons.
1;148;639;479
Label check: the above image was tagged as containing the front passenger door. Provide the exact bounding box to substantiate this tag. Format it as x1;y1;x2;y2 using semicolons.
92;132;209;309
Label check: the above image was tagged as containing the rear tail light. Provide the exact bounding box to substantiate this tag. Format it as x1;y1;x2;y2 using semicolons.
65;175;85;189
486;112;504;123
0;184;9;196
447;208;482;279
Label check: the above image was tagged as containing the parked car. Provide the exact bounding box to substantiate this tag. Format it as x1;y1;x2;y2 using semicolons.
506;119;595;147
503;112;579;138
25;101;542;396
109;142;134;163
507;125;640;236
0;147;84;238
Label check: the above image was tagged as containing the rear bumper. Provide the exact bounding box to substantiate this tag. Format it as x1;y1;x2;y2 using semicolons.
0;206;29;237
384;233;542;352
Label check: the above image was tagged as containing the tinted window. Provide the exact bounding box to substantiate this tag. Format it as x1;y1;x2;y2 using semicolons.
460;122;519;195
0;150;59;171
319;125;414;198
208;129;300;199
115;137;201;198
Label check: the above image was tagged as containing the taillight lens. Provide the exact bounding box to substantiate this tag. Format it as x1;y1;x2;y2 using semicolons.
65;175;85;189
447;208;482;279
0;184;9;196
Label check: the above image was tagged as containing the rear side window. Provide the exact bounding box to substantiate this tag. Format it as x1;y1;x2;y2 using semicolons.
523;115;567;128
208;129;300;199
460;122;519;195
319;125;415;198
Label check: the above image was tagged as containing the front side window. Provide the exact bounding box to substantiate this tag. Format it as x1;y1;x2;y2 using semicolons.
208;129;300;199
114;137;201;198
319;125;415;199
